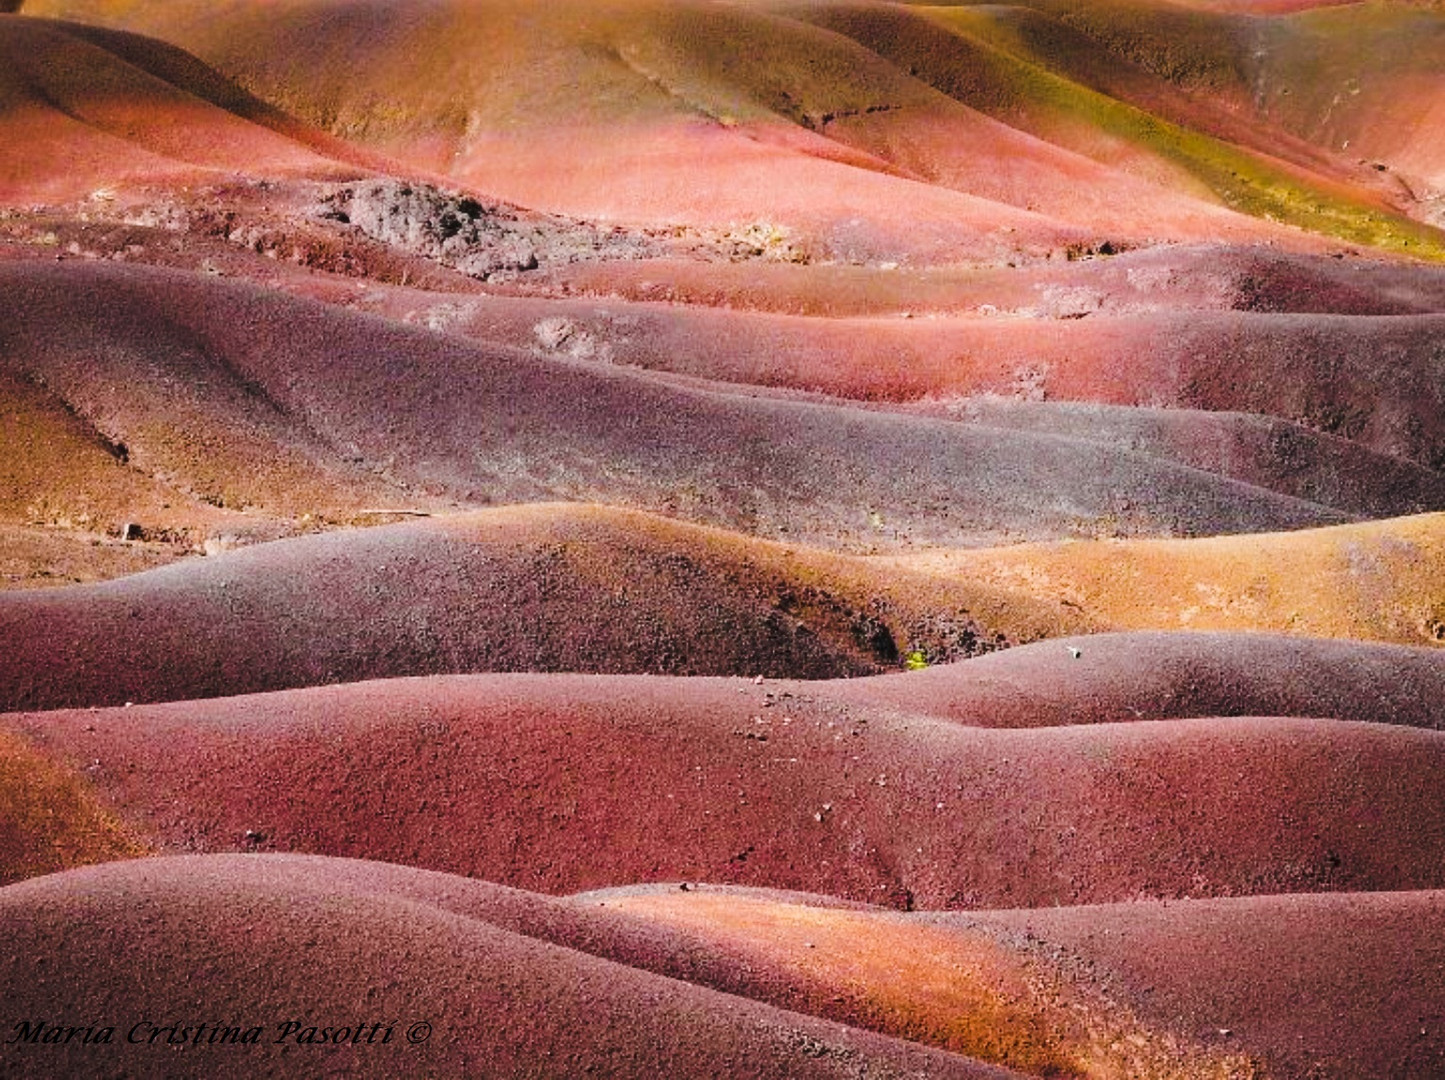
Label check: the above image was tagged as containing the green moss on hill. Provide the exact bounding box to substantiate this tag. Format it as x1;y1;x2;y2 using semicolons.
916;5;1445;259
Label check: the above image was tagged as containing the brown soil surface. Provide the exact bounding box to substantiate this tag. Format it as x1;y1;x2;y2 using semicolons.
960;890;1445;1078
0;729;146;884
0;524;180;589
594;885;1445;1078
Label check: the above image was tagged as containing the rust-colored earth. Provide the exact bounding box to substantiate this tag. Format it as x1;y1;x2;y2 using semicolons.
2;2;1444;1077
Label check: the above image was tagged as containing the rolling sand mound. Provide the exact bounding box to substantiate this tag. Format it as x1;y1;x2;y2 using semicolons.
468;234;1445;315
13;243;1444;512
424;283;1445;494
0;503;1092;711
0;261;424;525
24;0;1435;258
961;890;1445;1079
0;15;363;203
910;400;1445;519
1;260;1351;550
2;856;1441;1078
2;3;1443;1077
4;505;1442;713
369;240;1445;473
9;669;1445;906
0;855;1015;1080
980;0;1445;205
540;236;1445;322
539;293;1445;471
823;629;1445;729
786;0;1445;258
17;0;1089;263
0;366;201;533
595;885;1445;1079
0;354;313;585
895;512;1445;646
869;308;1445;469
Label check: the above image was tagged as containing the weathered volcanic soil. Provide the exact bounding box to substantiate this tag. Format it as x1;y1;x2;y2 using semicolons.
0;856;1026;1080
7;658;1445;906
3;1;1445;1077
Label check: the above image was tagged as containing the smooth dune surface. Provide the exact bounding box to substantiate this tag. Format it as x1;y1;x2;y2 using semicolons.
4;507;1443;717
7;653;1445;906
894;512;1445;646
3;855;1442;1078
0;855;1021;1080
0;14;367;202
0;503;1095;711
0;259;1361;553
23;0;1445;258
4;2;1445;1076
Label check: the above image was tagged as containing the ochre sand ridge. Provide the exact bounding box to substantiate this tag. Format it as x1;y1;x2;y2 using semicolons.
598;883;1445;1079
2;507;1441;713
0;729;146;884
894;511;1445;645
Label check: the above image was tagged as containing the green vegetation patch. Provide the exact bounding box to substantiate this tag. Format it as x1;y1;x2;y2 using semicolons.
909;4;1445;260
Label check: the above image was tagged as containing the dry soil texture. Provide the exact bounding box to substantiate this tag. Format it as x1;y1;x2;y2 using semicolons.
3;2;1445;1077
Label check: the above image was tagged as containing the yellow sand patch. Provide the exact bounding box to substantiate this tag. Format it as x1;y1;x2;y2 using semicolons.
604;891;1263;1079
883;513;1445;647
0;729;148;884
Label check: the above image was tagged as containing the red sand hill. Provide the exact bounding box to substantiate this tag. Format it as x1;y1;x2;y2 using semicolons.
4;506;1443;714
1;4;1444;1077
0;502;1095;711
22;0;1445;259
2;855;1442;1078
6;651;1445;906
0;15;379;203
0;855;1022;1079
